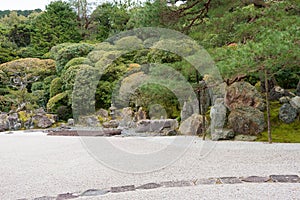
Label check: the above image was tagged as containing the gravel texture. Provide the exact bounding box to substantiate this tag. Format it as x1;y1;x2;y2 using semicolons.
0;131;300;199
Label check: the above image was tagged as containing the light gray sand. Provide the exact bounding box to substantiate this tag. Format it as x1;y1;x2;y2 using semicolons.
0;131;299;199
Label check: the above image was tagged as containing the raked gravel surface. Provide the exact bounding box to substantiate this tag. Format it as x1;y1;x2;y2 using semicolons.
0;131;300;199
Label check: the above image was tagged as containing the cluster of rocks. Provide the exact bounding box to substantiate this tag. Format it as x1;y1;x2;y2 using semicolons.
0;108;57;132
178;81;266;141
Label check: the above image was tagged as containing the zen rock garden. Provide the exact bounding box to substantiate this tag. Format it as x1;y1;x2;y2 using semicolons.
1;80;300;141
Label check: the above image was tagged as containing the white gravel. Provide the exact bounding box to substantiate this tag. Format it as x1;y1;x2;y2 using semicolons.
0;131;300;199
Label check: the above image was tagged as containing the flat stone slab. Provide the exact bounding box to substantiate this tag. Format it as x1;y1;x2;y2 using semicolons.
136;183;162;190
270;175;300;183
56;193;78;200
33;196;56;200
160;180;194;187
47;129;122;136
111;185;135;193
80;189;110;196
219;177;243;184
196;178;217;185
241;176;270;183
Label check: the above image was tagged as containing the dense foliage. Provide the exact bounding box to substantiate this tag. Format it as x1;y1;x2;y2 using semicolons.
0;0;299;125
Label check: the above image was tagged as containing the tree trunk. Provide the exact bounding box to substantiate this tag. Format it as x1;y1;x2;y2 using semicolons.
264;69;272;144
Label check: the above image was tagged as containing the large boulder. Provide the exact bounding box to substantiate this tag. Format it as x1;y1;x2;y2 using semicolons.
136;119;178;134
290;96;300;113
118;107;134;128
32;115;54;128
279;103;298;124
179;114;206;135
228;106;265;136
7;113;20;130
135;107;147;121
0;114;9;132
210;98;227;130
78;115;100;127
225;82;265;111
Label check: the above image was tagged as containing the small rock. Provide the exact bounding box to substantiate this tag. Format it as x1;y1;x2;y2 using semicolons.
56;192;78;200
211;129;234;141
111;185;135;193
33;196;56;200
270;175;300;183
103;120;119;128
269;86;295;101
234;135;257;141
80;189;110;196
279;103;298;123
290;96;300;112
67;118;75;126
241;176;270;183
279;96;290;104
219;177;242;184
136;183;162;190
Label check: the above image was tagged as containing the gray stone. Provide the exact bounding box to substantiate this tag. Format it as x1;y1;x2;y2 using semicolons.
135;119;178;134
118;107;134;128
33;196;56;200
228;106;265;135
135;107;147;121
136;183;162;190
279;103;298;124
196;178;217;185
80;189;110;196
149;104;167;120
160;180;193;187
180;101;195;122
225;82;265;111
32;115;53;128
210;98;227;129
211;129;235;141
219;177;242;184
234;135;257;141
14;122;22;130
34;107;46;115
96;108;109;118
279;96;291;104
241;176;270;183
179;114;206;135
290;96;300;112
103;120;119;128
8;113;19;130
111;185;135;193
270;175;300;183
56;192;78;199
67;118;75;126
0;113;9;132
296;80;300;96
270;86;295;101
78;115;100;127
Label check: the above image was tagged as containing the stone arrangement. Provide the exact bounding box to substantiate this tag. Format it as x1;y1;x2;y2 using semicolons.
20;174;300;200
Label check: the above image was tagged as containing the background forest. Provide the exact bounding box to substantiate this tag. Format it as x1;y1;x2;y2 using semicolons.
0;0;299;141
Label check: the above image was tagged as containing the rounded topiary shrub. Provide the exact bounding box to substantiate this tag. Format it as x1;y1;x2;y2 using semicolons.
50;77;62;98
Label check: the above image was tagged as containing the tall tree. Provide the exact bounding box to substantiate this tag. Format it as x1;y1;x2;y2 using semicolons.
30;1;81;56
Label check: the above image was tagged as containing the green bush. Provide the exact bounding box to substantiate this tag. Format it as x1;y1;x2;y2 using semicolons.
64;57;92;72
46;92;68;113
31;82;43;91
55;43;94;74
50;77;62;98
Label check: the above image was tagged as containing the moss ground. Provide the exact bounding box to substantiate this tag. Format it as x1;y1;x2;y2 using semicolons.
257;101;300;143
